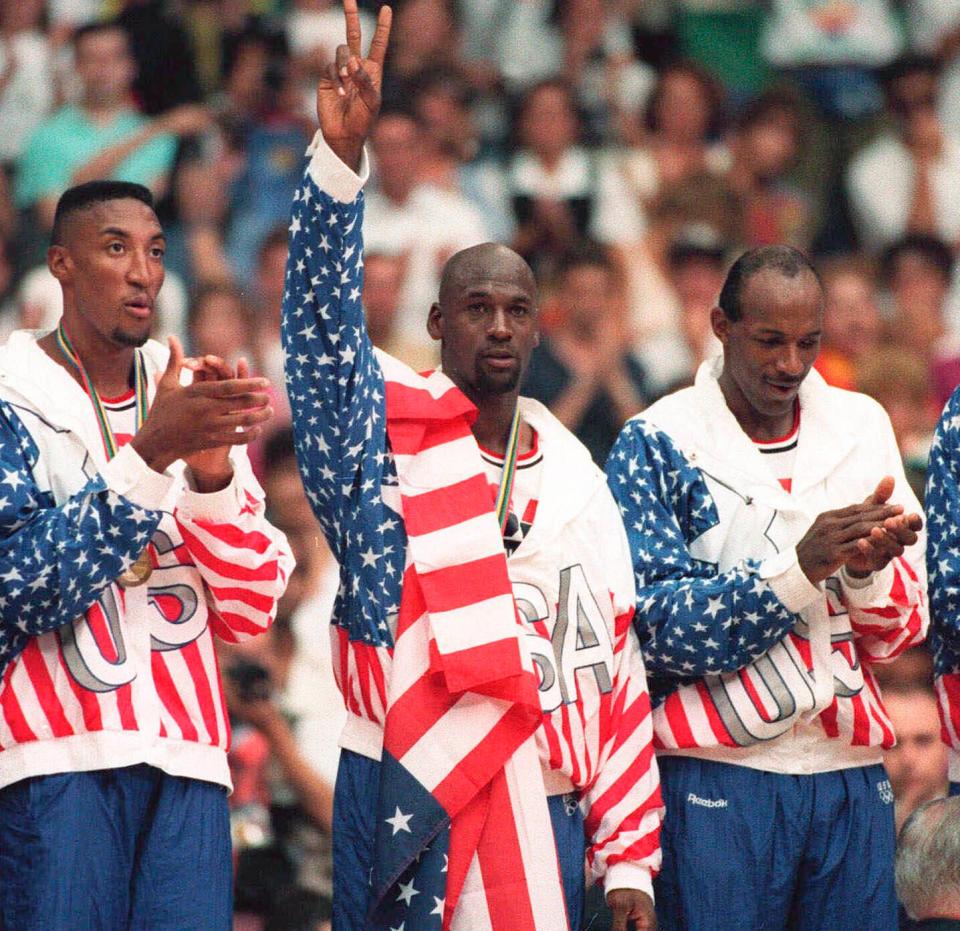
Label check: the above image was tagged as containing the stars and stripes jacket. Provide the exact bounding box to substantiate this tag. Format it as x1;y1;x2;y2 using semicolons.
282;133;662;897
606;359;927;774
0;330;293;791
925;385;960;784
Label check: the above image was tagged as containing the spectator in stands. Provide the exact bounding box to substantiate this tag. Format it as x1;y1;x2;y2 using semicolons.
362;250;438;371
0;0;54;171
896;798;960;927
508;78;631;276
884;685;950;832
848;56;960;254
611;60;728;243
856;347;937;497
116;0;203;116
363;107;488;354
815;255;883;390
907;0;960;135
188;281;254;366
727;90;813;250
522;246;648;464
636;225;726;399
14;20;210;239
882;234;960;409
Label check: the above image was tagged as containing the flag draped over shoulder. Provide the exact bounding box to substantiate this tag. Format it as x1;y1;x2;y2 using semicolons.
370;353;568;931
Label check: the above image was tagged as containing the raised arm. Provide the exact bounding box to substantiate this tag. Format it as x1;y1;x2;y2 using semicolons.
281;1;393;561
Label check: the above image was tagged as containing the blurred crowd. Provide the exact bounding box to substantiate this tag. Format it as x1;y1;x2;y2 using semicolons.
0;0;957;928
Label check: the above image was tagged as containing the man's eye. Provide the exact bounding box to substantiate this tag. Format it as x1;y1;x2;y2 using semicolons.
511;306;529;317
151;247;165;259
108;242;124;254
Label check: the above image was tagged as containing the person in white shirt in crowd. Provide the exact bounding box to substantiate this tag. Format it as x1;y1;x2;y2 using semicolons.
847;56;960;255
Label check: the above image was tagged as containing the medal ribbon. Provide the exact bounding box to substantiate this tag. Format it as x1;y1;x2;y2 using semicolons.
56;322;148;460
493;405;522;535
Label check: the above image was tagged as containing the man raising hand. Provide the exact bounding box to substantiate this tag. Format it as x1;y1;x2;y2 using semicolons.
283;2;662;929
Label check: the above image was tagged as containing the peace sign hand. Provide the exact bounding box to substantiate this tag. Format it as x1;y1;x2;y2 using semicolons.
317;0;392;171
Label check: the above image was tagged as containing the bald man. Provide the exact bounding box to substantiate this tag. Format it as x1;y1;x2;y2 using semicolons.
279;4;662;929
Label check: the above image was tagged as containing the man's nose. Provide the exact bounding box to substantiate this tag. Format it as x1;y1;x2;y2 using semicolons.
487;307;511;339
777;345;803;376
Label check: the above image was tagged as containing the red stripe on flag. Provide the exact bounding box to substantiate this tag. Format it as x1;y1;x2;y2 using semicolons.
58;652;102;732
851;692;871;746
819;698;839;738
585;741;655;837
430;637;528;698
431;703;537;814
419;555;515;615
1;664;37;743
206;584;277;614
943;676;960;748
180;519;274;554
116;682;138;731
181;640;220;746
662;691;696;748
474;774;546;930
21;641;73;738
739;668;772;723
695;681;736;747
401;476;494;537
176;522;279;582
151;653;199;741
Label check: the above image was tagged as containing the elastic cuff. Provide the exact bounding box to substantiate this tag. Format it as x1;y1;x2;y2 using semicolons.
760;548;822;613
841;562;895;607
177;469;246;523
603;863;654;902
305;130;369;202
101;443;178;511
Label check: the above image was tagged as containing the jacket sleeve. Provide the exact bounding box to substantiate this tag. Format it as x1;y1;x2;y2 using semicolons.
840;404;927;663
926;390;960;663
605;417;822;679
581;487;662;900
175;452;294;644
0;401;173;665
280;132;388;564
583;607;662;900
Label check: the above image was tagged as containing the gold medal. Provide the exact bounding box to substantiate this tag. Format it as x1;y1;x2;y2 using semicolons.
117;548;153;588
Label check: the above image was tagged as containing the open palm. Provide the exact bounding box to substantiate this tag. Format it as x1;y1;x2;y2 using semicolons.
316;0;392;158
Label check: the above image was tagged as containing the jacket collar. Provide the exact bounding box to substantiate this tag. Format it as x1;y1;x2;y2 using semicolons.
0;329;169;469
688;356;859;497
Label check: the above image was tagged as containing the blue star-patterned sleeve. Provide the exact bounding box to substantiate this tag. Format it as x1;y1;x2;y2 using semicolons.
0;401;162;670
606;418;800;679
926;387;960;674
280;159;388;565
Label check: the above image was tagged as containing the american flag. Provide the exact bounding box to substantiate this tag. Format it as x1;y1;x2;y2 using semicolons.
368;356;568;929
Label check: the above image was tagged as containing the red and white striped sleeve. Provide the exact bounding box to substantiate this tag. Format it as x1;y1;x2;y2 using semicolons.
583;605;663;900
174;454;294;643
842;410;928;664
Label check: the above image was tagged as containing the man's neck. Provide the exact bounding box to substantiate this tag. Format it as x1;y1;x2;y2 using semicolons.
717;368;797;442
38;327;136;398
470;392;532;456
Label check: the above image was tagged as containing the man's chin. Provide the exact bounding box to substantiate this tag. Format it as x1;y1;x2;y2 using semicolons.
474;368;521;397
111;327;150;349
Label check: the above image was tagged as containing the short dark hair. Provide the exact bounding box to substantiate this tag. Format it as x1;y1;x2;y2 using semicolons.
51;180;155;246
881;234;954;287
718;245;821;321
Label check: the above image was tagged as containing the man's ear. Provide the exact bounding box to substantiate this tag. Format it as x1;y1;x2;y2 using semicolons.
47;245;71;285
427;302;442;342
710;306;728;345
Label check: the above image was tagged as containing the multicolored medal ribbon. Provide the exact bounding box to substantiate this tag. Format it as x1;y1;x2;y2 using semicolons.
56;322;153;587
493;405;522;537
